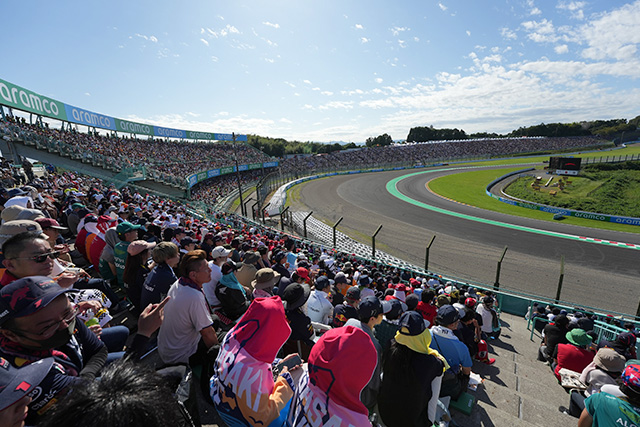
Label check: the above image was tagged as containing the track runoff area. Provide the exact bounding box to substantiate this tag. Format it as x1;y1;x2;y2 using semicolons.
293;164;640;315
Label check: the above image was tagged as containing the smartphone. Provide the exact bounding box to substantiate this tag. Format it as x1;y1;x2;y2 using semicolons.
277;354;302;372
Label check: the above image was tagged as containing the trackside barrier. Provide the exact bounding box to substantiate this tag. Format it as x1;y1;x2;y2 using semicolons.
486;168;640;226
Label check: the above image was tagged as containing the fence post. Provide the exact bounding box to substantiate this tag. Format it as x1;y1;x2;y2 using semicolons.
303;211;313;238
243;197;253;217
251;201;258;221
279;206;290;232
332;217;344;249
636;299;640;319
555;255;565;303
494;246;508;289
371;224;383;259
425;235;436;271
262;203;269;224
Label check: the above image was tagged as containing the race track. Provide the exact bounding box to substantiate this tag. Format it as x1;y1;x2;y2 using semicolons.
289;165;640;314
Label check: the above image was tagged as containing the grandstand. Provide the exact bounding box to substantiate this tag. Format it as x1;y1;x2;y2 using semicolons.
0;79;637;426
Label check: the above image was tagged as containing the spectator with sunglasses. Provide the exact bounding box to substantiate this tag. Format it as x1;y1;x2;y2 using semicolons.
0;276;107;424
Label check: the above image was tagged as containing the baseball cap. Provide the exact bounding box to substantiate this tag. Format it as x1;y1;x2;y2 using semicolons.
0;357;54;411
116;221;141;234
358;296;383;320
35;217;68;231
127;240;157;256
0;220;44;246
211;246;231;259
334;272;348;285
296;267;309;280
436;305;461;326
315;275;330;290
71;203;85;210
0;276;72;326
464;297;477;308
383;298;403;319
398;311;427;336
623;364;640;392
346;286;361;301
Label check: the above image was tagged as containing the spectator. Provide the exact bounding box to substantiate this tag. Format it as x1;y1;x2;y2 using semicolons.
122;240;156;312
379;311;447;426
563;347;626;417
235;251;259;291
215;260;250;321
374;298;404;353
157;250;220;366
251;268;281;299
287;326;377;426
282;282;314;358
598;332;637;360
476;296;501;340
98;228;119;283
0;356;54;427
141;242;179;308
578;363;640;426
430;305;472;399
0;276;107;424
553;328;595;381
330;271;349;307
307;275;333;326
331;285;361;328
202;245;230;311
113;221;141;287
345;295;384;414
211;296;298;426
39;359;186;427
416;289;437;327
539;314;570;362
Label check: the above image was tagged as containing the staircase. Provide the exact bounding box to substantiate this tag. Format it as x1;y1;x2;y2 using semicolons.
450;312;576;426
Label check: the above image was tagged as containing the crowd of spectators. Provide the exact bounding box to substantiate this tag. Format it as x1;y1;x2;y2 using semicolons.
529;303;640;424
278;135;607;175
0;116;271;183
190;170;263;205
0;149;636;426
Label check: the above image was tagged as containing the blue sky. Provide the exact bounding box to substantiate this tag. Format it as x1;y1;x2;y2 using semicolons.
2;1;639;143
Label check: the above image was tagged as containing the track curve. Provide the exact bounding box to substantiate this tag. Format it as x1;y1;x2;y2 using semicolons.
289;165;640;314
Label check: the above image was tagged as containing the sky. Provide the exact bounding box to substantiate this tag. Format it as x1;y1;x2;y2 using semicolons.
1;0;639;143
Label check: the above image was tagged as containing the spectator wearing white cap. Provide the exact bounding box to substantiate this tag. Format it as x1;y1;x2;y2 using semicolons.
202;245;231;310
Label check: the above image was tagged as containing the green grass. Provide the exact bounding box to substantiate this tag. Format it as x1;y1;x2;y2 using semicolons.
230;186;257;211
428;166;640;233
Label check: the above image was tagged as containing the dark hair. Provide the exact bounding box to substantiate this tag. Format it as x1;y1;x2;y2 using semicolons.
179;249;207;278
39;358;184;427
122;249;150;288
554;314;570;328
2;231;47;260
422;289;435;303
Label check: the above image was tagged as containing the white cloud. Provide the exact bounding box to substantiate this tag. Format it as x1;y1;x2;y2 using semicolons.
263;21;280;29
521;19;558;43
391;27;409;37
438;3;447;11
579;1;640;61
280;118;292;124
466;30;471;36
530;7;542;15
211;56;219;62
554;44;569;54
318;101;354;111
84;92;91;96
200;38;209;46
134;33;158;43
361;37;370;43
501;27;517;40
375;77;383;84
321;91;334;96
355;24;364;30
557;1;586;20
303;80;312;85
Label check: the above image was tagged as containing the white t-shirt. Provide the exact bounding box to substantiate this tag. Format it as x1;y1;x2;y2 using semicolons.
158;281;213;365
202;262;222;308
307;290;333;325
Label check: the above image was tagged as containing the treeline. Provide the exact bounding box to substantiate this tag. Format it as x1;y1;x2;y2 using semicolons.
247;135;357;157
247;115;640;156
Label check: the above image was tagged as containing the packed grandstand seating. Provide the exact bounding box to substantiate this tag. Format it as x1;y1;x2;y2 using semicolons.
0;146;637;426
0;116;271;184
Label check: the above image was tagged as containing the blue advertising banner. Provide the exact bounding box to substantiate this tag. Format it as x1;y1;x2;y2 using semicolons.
64;104;116;130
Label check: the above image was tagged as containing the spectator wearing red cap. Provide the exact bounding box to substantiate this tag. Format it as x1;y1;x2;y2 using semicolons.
287;326;377;426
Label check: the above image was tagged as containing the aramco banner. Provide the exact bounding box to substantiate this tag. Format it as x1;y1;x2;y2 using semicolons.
0;77;247;142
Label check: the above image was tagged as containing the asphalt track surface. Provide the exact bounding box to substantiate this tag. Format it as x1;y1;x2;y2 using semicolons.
290;165;640;315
